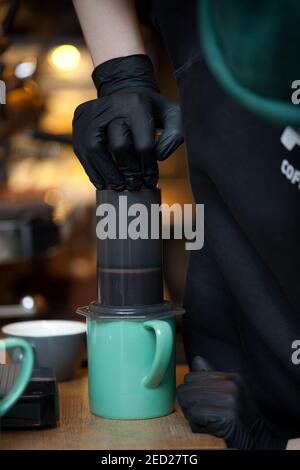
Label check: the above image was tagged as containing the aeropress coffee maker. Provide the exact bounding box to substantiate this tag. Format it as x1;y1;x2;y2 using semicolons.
77;188;184;419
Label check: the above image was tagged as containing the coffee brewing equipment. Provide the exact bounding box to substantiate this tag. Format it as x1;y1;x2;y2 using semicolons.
77;188;184;320
77;188;184;419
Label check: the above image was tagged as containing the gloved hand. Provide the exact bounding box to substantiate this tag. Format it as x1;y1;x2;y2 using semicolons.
72;54;183;190
177;356;287;450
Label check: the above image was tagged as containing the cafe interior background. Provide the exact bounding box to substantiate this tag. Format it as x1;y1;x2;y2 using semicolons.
0;0;194;363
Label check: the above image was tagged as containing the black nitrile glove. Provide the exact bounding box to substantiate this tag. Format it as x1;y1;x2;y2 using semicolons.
177;356;287;450
72;54;183;190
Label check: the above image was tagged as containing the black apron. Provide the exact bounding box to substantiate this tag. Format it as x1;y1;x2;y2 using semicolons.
151;0;300;438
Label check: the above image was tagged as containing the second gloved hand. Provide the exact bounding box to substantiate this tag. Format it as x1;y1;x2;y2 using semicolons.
177;356;287;449
72;54;183;190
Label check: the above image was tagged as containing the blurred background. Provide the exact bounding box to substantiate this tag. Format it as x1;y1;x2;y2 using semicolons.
0;0;193;359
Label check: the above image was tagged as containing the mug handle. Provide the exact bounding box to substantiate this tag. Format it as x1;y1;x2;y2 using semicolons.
0;337;34;417
142;320;173;388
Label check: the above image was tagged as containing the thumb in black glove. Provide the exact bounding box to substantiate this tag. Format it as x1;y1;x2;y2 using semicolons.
72;54;183;191
177;356;287;449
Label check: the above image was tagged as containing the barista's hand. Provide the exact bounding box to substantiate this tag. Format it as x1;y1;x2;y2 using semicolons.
177;356;287;450
72;55;183;191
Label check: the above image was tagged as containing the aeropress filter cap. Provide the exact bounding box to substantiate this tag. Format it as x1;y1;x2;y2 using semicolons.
77;188;184;320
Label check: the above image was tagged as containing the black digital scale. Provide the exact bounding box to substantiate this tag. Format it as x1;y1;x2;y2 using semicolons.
0;364;59;428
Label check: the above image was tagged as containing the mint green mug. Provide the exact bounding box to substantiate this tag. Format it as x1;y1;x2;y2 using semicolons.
87;316;175;419
0;337;34;417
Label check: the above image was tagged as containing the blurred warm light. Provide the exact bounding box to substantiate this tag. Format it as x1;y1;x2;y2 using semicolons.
44;188;61;206
48;45;81;72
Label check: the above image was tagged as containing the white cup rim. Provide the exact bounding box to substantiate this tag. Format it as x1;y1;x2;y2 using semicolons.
2;320;86;338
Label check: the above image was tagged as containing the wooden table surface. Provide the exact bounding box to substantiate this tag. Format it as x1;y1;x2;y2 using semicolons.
0;365;225;450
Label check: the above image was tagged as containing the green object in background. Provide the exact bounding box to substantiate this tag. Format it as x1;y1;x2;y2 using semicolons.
0;337;34;417
200;0;300;126
87;317;175;419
